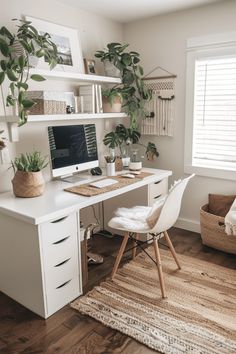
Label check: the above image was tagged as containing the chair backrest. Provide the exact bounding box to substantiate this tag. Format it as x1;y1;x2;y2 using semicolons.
150;174;195;234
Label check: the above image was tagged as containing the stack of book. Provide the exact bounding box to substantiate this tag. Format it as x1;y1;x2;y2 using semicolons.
78;84;103;114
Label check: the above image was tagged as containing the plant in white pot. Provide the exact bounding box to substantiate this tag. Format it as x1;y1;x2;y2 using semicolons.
11;150;48;198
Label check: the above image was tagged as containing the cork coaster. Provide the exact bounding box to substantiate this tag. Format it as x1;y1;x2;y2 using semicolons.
64;172;154;197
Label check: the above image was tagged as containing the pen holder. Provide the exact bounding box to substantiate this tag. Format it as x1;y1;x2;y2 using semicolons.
106;162;116;176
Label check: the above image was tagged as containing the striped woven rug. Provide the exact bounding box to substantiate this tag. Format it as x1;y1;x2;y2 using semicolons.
71;248;236;354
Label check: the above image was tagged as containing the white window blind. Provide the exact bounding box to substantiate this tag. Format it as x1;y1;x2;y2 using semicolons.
192;56;236;171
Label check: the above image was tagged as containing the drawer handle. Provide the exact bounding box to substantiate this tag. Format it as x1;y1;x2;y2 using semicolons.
51;216;68;224
53;236;70;245
54;258;71;267
154;194;162;199
154;180;161;185
56;279;72;289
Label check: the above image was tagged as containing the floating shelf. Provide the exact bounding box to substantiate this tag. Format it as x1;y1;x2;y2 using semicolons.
29;69;121;84
0;113;127;123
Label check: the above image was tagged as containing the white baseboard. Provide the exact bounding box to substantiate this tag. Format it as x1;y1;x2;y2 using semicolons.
175;217;200;233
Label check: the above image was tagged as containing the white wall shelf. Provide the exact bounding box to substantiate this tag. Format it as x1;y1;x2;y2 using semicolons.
0;112;127;123
28;69;121;84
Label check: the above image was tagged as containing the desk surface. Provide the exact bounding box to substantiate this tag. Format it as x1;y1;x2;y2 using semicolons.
0;168;172;225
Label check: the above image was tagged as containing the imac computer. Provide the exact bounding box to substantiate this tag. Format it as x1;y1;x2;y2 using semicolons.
48;124;99;182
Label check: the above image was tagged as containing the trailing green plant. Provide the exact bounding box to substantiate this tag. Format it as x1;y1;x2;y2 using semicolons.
102;87;123;106
11;150;48;173
95;42;152;128
0;19;61;126
103;124;159;160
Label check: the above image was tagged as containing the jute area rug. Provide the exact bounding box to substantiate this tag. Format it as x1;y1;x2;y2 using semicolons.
71;248;236;354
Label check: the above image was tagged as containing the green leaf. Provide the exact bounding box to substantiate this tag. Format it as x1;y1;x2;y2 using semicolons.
18;55;25;70
0;60;7;71
6;69;18;81
0;26;14;40
19;39;32;53
22;99;35;108
9;82;15;95
123;70;135;85
121;53;132;66
17;82;28;90
0;71;5;85
0;38;9;57
30;74;45;82
138;65;144;76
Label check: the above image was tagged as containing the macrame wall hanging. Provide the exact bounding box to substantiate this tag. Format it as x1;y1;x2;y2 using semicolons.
141;66;176;137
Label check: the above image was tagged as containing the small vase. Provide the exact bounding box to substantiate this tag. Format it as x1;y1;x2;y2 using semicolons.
12;170;45;198
106;162;116;176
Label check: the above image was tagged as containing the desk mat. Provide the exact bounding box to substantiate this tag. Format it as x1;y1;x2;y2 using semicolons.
64;172;154;197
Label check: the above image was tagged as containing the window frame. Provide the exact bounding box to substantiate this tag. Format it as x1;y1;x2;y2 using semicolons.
184;35;236;181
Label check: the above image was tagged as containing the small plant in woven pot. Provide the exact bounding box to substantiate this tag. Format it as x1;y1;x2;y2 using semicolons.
11;150;48;198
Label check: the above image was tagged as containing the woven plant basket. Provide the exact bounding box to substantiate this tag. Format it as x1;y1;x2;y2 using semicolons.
200;204;236;255
12;171;45;198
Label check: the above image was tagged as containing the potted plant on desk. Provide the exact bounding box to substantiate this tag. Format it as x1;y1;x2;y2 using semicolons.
11;150;48;198
104;124;159;170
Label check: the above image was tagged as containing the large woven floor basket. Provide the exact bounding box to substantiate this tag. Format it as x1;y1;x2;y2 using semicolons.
200;204;236;255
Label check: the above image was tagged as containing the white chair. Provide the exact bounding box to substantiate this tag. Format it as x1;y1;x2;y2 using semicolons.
108;174;195;298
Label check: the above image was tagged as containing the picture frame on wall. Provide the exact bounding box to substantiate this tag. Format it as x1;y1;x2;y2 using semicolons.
25;16;84;73
83;59;97;75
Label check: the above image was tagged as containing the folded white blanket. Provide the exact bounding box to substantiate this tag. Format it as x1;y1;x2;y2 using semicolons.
115;206;151;222
225;198;236;236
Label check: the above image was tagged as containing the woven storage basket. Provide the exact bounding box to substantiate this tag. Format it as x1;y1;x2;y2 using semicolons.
200;204;236;255
12;171;45;198
29;99;67;115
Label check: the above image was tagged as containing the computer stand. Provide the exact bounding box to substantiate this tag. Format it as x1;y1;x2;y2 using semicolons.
59;174;87;184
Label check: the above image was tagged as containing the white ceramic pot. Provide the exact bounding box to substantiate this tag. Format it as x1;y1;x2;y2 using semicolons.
106;162;116;176
129;161;142;171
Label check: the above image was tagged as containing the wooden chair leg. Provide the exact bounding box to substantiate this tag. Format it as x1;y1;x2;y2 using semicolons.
164;231;181;270
132;233;139;259
111;233;129;280
153;237;167;298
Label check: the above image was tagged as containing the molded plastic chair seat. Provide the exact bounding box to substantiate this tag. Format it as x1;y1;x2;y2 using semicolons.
108;174;195;299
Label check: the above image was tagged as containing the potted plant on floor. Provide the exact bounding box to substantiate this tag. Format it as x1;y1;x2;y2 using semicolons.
95;42;152;129
0;19;61;126
11;150;48;198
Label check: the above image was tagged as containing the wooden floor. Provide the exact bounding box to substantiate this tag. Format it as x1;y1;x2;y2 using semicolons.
0;227;235;354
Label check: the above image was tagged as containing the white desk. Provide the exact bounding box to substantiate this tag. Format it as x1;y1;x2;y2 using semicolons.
0;168;171;318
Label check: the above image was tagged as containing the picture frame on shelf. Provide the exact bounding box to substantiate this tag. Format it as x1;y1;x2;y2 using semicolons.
25;16;84;74
83;59;96;74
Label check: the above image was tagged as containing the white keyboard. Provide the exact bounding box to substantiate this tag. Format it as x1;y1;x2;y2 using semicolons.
90;178;118;189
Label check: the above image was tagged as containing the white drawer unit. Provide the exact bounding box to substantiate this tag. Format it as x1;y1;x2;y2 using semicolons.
40;212;82;318
148;178;168;205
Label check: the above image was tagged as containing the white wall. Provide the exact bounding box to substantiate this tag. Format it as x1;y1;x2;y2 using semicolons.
0;0;123;192
124;0;236;231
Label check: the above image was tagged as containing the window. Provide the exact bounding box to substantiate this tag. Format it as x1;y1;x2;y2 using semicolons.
185;34;236;180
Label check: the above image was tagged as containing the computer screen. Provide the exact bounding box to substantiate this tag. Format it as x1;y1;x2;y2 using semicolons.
48;124;98;178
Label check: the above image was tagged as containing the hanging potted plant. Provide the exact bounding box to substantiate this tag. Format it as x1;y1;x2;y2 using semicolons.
95;42;152;129
11;150;48;198
0;19;61;126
